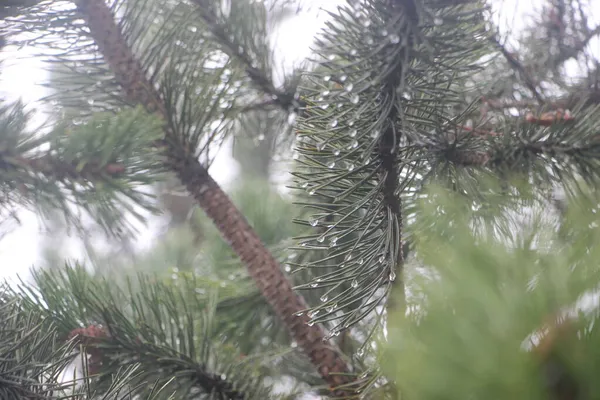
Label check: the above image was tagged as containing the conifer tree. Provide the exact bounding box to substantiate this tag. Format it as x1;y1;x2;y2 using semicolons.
3;0;600;399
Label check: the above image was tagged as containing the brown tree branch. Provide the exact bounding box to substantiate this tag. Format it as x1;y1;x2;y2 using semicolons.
1;153;126;183
73;0;353;393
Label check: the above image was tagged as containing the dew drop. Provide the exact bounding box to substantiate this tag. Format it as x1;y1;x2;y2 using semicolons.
320;294;328;302
345;254;353;261
327;54;335;61
324;75;331;82
309;217;319;227
339;74;348;82
322;90;331;96
389;270;397;281
308;321;315;326
284;264;291;272
309;189;316;195
330;119;338;128
293;152;300;160
351;279;358;288
295;311;304;317
389;34;400;44
350;49;358;56
310;283;318;288
330;236;338;246
302;182;309;188
380;29;388;36
350;129;358;137
362;19;371;28
257;133;265;141
344;83;354;92
357;347;365;357
333;149;341;156
87;98;94;105
351;140;359;149
320;103;330;110
350;94;360;104
288;112;297;125
347;163;355;171
366;37;374;45
291;341;298;348
434;17;443;26
328;161;336;169
379;255;386;263
317;235;325;243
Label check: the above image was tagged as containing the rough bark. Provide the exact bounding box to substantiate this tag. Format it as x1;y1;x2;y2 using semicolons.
73;0;352;392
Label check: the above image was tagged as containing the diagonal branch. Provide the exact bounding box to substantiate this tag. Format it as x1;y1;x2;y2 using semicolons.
72;0;352;393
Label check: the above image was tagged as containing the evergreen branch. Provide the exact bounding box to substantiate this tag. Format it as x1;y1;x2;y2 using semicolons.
293;0;488;339
0;285;77;400
490;35;545;104
0;101;159;236
68;0;353;392
189;0;303;112
15;265;275;400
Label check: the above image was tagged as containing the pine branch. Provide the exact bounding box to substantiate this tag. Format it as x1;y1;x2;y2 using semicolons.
0;286;76;400
70;0;352;392
189;0;303;112
15;265;277;400
291;0;488;342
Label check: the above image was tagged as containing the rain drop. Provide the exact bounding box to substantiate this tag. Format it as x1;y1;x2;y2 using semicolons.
288;112;297;125
389;270;397;281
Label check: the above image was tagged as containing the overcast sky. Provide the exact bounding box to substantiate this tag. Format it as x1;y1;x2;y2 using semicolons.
0;0;598;283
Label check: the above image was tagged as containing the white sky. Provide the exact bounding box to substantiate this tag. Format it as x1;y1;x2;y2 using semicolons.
0;0;598;283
